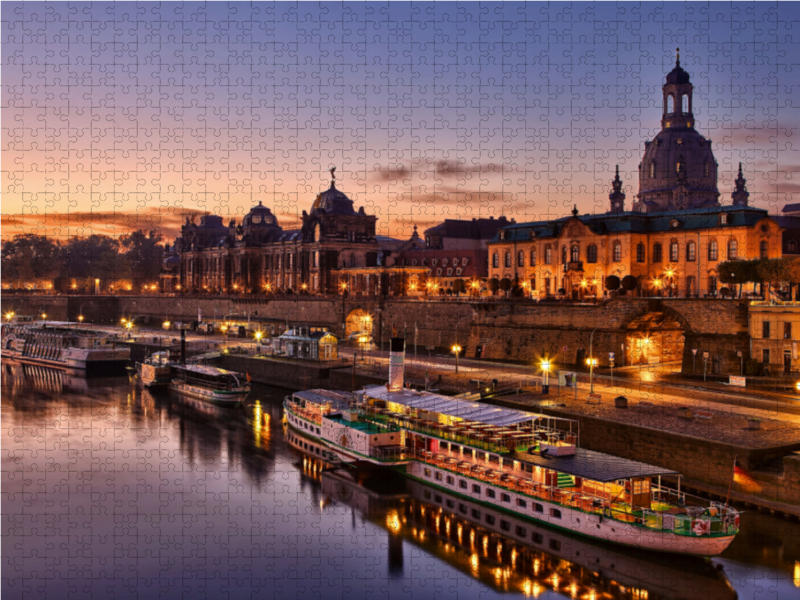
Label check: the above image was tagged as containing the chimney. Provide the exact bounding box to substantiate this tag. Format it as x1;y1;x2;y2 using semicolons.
388;337;405;391
180;328;186;364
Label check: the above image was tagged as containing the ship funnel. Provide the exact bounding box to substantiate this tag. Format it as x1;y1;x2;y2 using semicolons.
388;337;405;391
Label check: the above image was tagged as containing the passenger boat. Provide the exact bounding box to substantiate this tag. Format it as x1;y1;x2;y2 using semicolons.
136;351;250;405
1;322;130;374
283;337;740;556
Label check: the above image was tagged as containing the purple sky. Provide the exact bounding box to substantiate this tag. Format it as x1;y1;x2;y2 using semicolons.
3;1;799;242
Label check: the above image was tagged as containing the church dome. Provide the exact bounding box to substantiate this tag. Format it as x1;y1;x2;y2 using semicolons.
311;181;356;215
242;202;279;228
633;50;720;212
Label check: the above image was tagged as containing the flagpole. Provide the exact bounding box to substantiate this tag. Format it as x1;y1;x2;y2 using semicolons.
724;453;738;509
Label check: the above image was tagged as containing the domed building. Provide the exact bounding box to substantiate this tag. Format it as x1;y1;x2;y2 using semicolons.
633;50;721;213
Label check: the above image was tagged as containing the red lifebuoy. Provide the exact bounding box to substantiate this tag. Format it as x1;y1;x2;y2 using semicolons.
692;519;708;536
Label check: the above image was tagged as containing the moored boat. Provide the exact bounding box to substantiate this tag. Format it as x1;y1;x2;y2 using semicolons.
1;322;130;374
283;337;740;556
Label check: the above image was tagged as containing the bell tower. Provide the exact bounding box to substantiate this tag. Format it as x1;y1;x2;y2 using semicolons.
608;165;626;213
662;48;694;130
731;163;750;207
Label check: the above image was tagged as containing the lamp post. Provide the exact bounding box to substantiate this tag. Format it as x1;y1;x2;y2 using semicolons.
541;359;551;395
586;357;598;393
452;344;462;374
255;330;263;355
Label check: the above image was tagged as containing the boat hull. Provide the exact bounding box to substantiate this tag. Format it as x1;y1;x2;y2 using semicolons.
169;380;249;405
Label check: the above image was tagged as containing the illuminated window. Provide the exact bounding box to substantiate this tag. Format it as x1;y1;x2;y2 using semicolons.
708;241;718;261
586;245;598;264
687;242;696;261
613;242;622;263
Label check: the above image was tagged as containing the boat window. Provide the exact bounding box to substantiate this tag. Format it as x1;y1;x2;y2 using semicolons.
534;503;544;513
471;509;480;519
459;504;467;514
446;476;454;485
435;472;443;481
488;455;500;465
550;508;562;519
500;520;511;532
434;495;442;504
424;490;432;499
472;484;481;494
446;500;455;509
424;468;432;477
516;499;527;508
486;489;496;499
459;480;467;489
485;515;495;526
532;533;544;544
516;525;527;537
549;539;561;551
501;493;511;503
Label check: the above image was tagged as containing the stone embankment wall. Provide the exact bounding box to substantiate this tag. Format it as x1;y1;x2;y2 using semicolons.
1;295;751;374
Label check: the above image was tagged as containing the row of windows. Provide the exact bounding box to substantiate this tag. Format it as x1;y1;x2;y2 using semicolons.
645;160;711;178
422;468;562;520
492;239;766;269
761;321;795;340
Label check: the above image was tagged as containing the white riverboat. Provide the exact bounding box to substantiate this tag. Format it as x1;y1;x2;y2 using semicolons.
137;351;250;406
283;338;740;557
1;322;130;374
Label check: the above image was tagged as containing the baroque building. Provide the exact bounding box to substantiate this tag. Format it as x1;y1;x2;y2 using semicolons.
172;169;381;294
488;53;780;299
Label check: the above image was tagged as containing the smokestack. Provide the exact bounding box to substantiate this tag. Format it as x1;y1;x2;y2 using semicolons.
388;337;405;391
180;329;186;364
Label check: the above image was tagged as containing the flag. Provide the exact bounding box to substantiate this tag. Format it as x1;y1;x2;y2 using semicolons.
246;371;252;383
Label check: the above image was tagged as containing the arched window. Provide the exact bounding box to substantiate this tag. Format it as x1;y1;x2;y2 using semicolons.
649;162;656;178
586;245;598;264
681;94;688;113
676;160;684;175
350;253;356;267
704;162;709;177
612;242;622;263
686;241;696;262
653;243;663;263
571;246;580;262
492;252;499;268
708;240;718;261
517;250;525;267
636;243;645;263
760;240;769;259
667;94;674;113
669;242;679;262
790;240;797;253
561;246;567;264
504;251;511;268
529;249;536;266
728;239;738;260
544;246;553;265
686;275;695;296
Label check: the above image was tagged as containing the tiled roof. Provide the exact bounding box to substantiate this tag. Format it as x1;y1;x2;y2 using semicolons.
492;206;772;243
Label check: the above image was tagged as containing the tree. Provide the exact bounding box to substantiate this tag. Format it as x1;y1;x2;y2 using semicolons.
621;275;638;291
1;234;64;283
120;230;164;286
499;278;512;297
488;278;500;295
605;275;621;292
451;278;467;296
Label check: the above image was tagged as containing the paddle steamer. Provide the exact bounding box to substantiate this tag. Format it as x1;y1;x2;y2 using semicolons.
284;337;740;556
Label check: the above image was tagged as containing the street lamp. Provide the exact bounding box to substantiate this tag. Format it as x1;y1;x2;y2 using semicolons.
5;311;15;322
125;321;133;336
541;359;551;394
163;320;171;330
452;344;462;374
586;357;598;393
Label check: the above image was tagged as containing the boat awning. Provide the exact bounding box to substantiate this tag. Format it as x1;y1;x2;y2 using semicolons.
361;386;556;427
512;447;679;483
294;389;353;408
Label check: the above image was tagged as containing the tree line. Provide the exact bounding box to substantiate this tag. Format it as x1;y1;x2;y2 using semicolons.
717;257;800;299
1;231;165;291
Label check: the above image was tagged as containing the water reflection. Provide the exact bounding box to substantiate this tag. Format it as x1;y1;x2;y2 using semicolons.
286;429;737;600
3;363;800;600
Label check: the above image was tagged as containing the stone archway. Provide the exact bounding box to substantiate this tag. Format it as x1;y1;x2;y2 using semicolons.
624;311;686;366
345;308;374;342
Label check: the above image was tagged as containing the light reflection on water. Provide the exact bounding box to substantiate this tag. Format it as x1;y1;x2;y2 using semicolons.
2;361;800;600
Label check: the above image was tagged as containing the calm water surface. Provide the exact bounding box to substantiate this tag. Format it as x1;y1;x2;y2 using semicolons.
2;363;800;600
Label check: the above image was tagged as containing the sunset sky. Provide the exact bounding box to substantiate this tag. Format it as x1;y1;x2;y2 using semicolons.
3;2;800;243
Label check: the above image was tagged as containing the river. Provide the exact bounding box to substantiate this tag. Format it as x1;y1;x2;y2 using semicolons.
2;363;799;599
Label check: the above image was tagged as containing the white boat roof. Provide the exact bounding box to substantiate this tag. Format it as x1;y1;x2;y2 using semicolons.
177;364;240;377
361;385;562;427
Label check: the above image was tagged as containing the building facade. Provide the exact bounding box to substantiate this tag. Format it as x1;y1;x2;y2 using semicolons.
749;303;800;375
487;55;781;299
173;170;381;295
